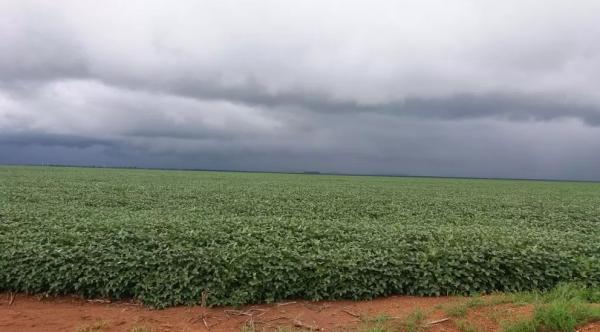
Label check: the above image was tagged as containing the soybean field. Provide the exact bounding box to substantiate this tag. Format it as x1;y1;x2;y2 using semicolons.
0;166;598;308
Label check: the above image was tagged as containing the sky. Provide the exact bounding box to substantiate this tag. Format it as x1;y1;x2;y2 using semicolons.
1;0;600;180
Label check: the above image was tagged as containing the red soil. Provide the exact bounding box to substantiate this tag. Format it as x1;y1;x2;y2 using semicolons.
1;293;598;332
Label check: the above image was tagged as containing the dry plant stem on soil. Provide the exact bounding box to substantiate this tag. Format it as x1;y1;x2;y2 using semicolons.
424;318;450;325
224;309;268;317
293;319;323;330
190;312;224;329
342;308;360;318
87;299;111;304
201;290;208;308
277;301;297;306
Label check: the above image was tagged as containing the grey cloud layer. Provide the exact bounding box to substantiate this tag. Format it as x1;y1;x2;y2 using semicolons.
1;0;600;179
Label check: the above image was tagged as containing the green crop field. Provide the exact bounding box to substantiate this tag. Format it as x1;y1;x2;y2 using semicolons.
0;166;599;308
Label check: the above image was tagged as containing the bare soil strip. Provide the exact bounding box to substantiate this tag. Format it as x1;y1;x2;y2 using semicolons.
1;293;598;332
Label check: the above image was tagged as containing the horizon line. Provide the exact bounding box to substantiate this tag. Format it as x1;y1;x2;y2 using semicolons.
1;162;598;184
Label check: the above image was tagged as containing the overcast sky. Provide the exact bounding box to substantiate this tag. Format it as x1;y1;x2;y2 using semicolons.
2;1;600;180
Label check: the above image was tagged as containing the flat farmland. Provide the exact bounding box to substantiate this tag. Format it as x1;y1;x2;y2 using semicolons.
0;166;598;309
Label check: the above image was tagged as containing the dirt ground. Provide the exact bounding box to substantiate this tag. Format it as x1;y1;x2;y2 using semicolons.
1;293;598;332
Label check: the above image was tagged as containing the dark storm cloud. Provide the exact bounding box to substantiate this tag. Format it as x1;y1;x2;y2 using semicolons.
4;115;600;180
2;0;600;180
114;78;600;126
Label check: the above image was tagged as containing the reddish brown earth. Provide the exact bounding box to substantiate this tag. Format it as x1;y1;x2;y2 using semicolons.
1;293;598;332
